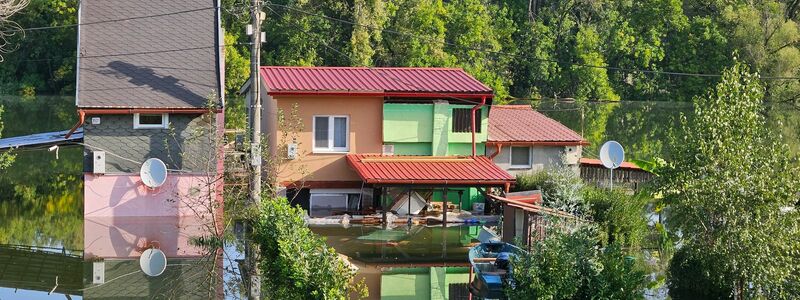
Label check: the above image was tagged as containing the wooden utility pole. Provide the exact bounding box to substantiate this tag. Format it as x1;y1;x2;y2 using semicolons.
246;1;262;299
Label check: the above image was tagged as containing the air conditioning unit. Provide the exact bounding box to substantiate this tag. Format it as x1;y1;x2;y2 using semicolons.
382;144;394;156
287;143;298;160
93;151;105;174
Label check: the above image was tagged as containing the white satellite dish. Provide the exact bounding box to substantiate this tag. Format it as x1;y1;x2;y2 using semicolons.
600;141;625;169
139;248;167;277
599;141;625;189
140;158;168;188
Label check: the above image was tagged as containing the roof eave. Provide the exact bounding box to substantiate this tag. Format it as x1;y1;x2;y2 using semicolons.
486;140;590;146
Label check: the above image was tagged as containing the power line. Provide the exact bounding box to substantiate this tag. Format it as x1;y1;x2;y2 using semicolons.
6;6;219;33
264;2;800;81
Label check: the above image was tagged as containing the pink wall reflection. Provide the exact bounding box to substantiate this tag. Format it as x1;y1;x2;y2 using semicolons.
84;216;212;259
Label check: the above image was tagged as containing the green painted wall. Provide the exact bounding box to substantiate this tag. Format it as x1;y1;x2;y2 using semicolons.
383;104;433;142
447;143;485;156
382;102;488;156
431;188;484;210
392;143;433;155
380;267;470;300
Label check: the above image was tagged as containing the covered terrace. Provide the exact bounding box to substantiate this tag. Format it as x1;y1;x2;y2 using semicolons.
346;154;515;224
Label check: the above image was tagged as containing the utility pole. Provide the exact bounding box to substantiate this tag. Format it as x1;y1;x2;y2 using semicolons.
246;1;262;299
249;0;262;206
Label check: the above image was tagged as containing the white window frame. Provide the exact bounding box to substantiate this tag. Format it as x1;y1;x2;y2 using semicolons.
133;113;169;129
312;115;350;153
509;146;532;168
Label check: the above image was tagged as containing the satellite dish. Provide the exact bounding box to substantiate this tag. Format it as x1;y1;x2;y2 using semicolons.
140;158;167;188
139;248;167;277
599;141;625;169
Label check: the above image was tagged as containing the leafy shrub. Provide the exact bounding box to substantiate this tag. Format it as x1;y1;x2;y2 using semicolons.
514;169;588;214
253;198;367;299
667;246;731;300
508;225;647;300
583;186;649;249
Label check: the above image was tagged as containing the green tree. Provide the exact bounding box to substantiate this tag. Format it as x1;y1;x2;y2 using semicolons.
0;107;13;169
253;198;367;299
657;62;800;298
443;0;515;100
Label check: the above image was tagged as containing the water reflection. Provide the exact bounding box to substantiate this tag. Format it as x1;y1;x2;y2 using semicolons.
311;224;482;299
82;216;223;299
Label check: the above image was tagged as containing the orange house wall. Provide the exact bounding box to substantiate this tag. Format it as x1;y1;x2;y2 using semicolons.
273;95;383;184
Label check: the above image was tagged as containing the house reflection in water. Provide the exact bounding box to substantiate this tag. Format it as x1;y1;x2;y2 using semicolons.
311;224;481;299
82;216;223;299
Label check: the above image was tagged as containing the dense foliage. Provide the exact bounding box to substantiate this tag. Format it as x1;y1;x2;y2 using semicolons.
508;226;648;300
512;168;587;214
252;198;367;299
656;62;800;298
508;168;653;299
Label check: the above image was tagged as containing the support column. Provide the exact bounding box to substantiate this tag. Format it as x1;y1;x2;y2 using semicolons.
432;100;450;156
442;188;448;226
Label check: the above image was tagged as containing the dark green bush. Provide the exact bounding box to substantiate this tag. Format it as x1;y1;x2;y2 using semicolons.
667;246;732;300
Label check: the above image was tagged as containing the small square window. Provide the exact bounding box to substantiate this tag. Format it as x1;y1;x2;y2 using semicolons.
133;113;169;129
510;146;531;168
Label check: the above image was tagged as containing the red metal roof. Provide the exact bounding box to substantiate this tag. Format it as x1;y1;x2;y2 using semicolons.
346;154;514;186
259;66;493;96
488;105;586;144
579;158;642;170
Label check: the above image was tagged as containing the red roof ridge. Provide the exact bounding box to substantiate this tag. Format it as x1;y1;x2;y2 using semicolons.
260;66;467;71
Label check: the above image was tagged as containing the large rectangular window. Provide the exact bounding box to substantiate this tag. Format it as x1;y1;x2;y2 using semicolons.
452;108;481;133
510;146;532;168
313;115;349;152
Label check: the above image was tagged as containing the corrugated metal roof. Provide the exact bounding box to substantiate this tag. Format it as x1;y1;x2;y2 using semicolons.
260;66;493;95
579;158;642;170
77;0;221;108
346;154;514;185
488;105;586;144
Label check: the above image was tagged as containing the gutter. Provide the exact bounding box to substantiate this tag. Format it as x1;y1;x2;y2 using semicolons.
64;110;85;139
485;141;590;147
471;96;486;157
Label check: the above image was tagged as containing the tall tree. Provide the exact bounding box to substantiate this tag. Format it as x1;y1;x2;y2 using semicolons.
657;62;800;298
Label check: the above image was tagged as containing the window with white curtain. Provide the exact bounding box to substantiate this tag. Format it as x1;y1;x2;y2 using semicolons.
313;115;349;152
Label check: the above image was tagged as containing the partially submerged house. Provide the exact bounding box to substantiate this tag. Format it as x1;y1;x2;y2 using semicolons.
72;0;224;218
251;66;514;217
486;105;587;176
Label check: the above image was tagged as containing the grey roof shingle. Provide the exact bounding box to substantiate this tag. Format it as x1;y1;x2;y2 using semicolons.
77;0;221;108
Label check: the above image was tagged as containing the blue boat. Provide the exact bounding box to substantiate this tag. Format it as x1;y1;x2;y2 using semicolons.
468;240;523;299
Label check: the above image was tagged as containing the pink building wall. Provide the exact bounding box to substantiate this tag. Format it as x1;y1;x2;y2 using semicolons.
84;174;219;218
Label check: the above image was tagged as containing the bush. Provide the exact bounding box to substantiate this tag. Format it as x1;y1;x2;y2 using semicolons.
514;169;588;215
253;198;367;299
582;186;649;249
667;246;731;300
508;225;647;300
